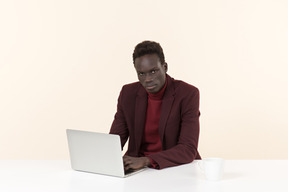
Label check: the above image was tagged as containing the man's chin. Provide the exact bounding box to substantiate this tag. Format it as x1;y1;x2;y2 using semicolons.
146;87;159;94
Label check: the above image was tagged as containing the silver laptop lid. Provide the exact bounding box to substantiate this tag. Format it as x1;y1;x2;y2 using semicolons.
66;129;125;177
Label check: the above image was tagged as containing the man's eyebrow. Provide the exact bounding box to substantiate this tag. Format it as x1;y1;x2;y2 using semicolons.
136;67;159;73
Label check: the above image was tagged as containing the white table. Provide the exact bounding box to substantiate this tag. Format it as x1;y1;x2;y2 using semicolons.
0;160;287;192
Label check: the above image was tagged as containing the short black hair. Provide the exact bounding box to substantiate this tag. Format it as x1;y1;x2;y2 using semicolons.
132;40;166;64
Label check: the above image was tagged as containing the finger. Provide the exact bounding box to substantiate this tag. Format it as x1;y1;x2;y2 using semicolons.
123;156;131;164
123;157;132;162
124;161;131;166
125;164;132;170
123;157;131;164
123;155;131;160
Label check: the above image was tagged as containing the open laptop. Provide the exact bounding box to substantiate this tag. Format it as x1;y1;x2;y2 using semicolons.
66;129;146;177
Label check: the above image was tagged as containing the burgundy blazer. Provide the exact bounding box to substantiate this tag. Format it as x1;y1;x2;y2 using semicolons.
110;74;201;169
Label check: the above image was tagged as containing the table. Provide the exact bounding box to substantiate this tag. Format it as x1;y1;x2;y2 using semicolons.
0;160;287;192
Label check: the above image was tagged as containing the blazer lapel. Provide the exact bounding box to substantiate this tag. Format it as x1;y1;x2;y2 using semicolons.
134;86;148;153
159;75;175;144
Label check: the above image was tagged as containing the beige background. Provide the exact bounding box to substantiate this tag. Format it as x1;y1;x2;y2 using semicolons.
1;0;287;160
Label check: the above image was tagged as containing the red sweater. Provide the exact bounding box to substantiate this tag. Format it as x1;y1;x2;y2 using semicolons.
140;80;167;168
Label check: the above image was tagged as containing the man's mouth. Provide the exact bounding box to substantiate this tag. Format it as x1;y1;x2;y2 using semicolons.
146;85;156;90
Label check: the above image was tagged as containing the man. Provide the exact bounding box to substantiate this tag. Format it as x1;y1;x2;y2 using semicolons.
110;40;201;170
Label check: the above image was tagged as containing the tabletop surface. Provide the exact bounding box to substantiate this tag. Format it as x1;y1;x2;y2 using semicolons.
0;160;287;192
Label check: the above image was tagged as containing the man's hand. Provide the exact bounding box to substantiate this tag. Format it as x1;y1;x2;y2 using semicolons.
123;155;151;170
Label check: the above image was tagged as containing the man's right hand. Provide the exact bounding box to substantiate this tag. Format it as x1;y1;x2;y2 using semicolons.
123;155;151;170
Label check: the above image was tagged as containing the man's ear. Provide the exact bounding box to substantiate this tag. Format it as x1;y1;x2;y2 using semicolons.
164;62;168;72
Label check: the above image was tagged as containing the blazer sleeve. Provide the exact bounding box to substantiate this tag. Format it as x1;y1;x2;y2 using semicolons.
109;87;129;149
148;87;201;169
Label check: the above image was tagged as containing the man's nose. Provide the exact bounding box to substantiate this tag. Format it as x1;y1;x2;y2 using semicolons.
144;73;153;82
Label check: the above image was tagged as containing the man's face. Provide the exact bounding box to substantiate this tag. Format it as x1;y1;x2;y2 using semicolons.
134;54;167;94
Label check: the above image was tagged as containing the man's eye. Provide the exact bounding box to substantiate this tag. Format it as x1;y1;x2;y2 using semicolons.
138;72;144;76
151;70;156;74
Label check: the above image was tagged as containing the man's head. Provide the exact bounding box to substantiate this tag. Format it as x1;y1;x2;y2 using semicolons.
133;41;168;94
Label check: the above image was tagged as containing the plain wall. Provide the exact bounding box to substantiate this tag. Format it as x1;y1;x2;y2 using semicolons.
0;0;287;159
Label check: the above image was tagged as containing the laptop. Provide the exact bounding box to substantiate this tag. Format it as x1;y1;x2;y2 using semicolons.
66;129;146;177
